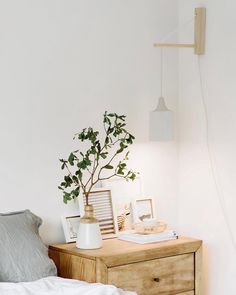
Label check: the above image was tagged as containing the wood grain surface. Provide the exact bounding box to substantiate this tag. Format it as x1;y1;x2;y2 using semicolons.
108;253;194;295
49;237;202;295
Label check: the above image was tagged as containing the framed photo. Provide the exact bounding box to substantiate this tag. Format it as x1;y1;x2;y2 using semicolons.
61;215;80;243
79;189;118;239
101;176;145;231
132;197;156;223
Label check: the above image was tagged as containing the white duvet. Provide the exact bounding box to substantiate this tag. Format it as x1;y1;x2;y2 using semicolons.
0;276;137;295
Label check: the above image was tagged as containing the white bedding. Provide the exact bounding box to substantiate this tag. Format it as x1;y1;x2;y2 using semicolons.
0;276;137;295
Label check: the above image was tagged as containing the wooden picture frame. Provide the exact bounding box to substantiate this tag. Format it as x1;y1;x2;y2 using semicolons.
79;189;118;239
61;214;80;243
132;197;156;223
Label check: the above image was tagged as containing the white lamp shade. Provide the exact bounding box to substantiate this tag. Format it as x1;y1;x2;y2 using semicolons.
149;109;174;141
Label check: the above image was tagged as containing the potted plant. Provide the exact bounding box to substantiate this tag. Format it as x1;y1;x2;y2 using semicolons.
59;111;138;249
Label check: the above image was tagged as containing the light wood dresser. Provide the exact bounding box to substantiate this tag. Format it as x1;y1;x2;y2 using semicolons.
49;237;202;295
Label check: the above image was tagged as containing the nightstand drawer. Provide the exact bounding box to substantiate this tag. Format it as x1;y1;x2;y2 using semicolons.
107;253;194;295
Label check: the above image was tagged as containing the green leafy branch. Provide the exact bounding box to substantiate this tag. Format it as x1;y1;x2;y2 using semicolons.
58;112;138;205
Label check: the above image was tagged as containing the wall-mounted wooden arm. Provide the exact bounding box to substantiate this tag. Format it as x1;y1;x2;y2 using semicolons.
154;7;206;55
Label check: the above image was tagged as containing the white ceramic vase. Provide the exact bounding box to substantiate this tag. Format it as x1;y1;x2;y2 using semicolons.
76;204;102;250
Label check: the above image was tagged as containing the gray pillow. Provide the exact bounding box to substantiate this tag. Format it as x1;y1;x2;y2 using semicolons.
0;210;57;282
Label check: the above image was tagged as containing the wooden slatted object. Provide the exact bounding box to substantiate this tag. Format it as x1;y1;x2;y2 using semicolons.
49;237;202;295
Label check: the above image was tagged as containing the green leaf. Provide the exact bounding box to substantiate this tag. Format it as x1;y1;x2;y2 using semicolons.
79;170;83;181
97;142;101;153
86;158;91;165
104;136;109;143
117;147;124;154
60;182;66;187
104;164;114;169
100;152;108;159
90;147;96;155
64;175;73;187
77;160;87;170
130;173;136;181
104;116;111;125
120;142;128;149
71;187;80;199
107;127;114;135
59;159;67;170
74;186;80;196
117;168;124;175
120;163;126;168
119;115;126;121
75;169;83;181
72;176;78;183
68;153;75;165
63;192;72;204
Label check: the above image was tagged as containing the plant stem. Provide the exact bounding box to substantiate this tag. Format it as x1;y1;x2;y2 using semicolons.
84;192;89;206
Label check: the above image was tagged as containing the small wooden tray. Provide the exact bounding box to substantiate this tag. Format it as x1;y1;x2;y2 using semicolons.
134;221;167;234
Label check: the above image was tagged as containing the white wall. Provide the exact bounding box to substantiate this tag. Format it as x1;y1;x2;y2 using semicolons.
178;1;236;294
3;1;235;293
0;1;178;244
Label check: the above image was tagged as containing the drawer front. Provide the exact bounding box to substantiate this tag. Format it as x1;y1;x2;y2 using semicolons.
107;253;194;295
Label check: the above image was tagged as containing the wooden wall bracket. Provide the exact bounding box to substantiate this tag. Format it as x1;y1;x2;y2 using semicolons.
154;7;206;55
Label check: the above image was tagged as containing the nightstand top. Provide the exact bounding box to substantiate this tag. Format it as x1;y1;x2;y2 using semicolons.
49;236;202;267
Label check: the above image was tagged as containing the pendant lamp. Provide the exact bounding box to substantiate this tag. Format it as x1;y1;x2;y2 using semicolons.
149;97;174;141
149;49;174;141
150;7;206;141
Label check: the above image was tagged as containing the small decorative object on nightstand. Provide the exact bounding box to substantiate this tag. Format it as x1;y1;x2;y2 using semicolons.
49;236;202;295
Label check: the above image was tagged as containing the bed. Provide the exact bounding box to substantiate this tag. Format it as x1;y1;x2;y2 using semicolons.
0;276;136;295
0;210;137;295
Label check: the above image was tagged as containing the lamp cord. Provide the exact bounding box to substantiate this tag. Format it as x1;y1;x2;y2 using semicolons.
197;56;236;251
158;17;194;99
158;16;236;251
160;48;163;97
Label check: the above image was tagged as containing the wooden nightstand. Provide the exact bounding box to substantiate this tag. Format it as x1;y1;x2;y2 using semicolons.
49;237;202;295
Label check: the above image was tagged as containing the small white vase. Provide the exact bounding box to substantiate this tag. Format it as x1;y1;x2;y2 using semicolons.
76;205;102;250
